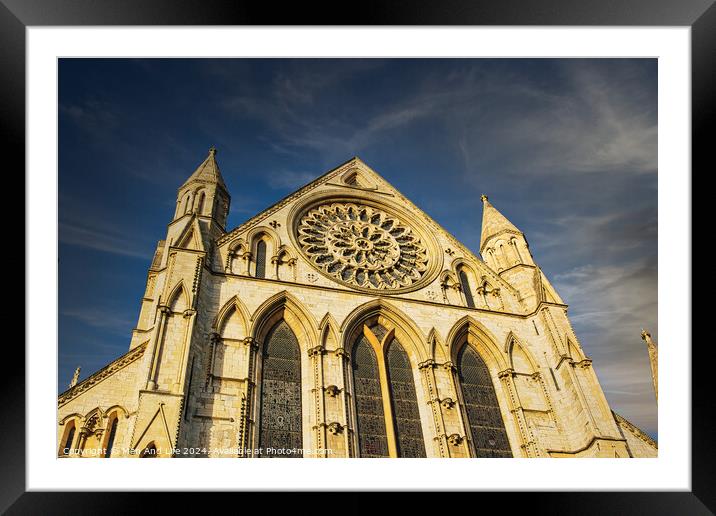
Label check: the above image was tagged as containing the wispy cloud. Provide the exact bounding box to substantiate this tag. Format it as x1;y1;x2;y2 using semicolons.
220;60;435;162
223;60;657;185
59;221;151;259
265;170;317;190
59;194;154;259
60;100;120;133
61;308;133;334
452;61;657;178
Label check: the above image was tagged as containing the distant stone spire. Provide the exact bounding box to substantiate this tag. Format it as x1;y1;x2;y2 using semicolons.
69;366;81;388
641;329;658;402
180;146;227;191
479;195;523;251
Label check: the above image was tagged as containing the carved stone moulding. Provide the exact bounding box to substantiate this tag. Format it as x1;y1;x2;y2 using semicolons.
440;398;456;409
289;192;443;294
324;385;342;397
447;434;464;446
307;345;326;357
327;422;344;435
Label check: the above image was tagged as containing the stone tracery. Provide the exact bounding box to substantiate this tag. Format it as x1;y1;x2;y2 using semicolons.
297;202;430;291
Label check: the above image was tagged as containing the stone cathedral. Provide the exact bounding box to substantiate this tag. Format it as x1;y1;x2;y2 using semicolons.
57;149;657;459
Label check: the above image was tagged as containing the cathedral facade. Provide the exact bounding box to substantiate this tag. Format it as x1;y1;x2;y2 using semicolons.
57;149;657;458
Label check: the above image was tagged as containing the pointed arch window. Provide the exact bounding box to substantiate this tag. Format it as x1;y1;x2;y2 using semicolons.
105;417;118;458
60;422;76;456
352;335;389;458
258;320;303;458
344;172;360;186
457;344;512;457
196;191;206;215
255;239;267;279
458;268;475;308
386;339;426;457
351;323;426;457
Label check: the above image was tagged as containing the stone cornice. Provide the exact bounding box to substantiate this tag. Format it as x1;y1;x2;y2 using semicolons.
479;228;524;253
137;390;184;398
497;262;538;275
167;212;227;234
546;435;628;456
58;342;148;407
307;345;326;357
167;246;207;257
612;411;658;449
324;181;388;194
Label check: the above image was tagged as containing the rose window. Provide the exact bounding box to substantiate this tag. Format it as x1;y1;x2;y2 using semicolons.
297;202;430;290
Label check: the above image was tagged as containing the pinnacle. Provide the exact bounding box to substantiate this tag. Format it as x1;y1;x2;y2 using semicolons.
480;196;522;250
181;146;227;190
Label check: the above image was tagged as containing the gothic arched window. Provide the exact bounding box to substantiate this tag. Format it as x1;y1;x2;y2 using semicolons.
352;323;426;457
386;339;426;457
60;423;76;456
352;334;389;458
457;344;512;457
258;320;303;458
105;416;118;458
255;239;267;279
196;191;206;215
458;268;475;308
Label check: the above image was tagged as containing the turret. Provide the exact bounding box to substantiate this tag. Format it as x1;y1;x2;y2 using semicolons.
173;146;230;229
479;194;534;271
132;148;232;348
479;195;562;311
160;147;231;262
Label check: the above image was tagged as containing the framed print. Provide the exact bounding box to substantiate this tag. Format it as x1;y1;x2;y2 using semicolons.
4;0;711;513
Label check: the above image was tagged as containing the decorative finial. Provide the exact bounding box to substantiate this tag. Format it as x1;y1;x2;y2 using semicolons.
638;329;658;402
69;366;81;388
480;194;488;203
209;146;217;157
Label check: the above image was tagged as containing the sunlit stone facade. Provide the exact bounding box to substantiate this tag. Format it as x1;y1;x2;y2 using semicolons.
57;150;657;458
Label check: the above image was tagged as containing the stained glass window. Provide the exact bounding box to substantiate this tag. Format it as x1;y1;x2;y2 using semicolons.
352;335;389;458
258;320;303;458
368;322;388;343
255;239;267;279
386;339;426;457
457;345;512;457
458;269;475;308
105;417;118;458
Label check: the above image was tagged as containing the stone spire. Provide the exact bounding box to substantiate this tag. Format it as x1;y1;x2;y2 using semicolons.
479;195;523;252
640;329;658;402
69;366;81;388
172;146;231;229
180;146;228;191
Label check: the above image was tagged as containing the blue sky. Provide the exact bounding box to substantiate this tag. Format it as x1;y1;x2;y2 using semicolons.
59;58;658;438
